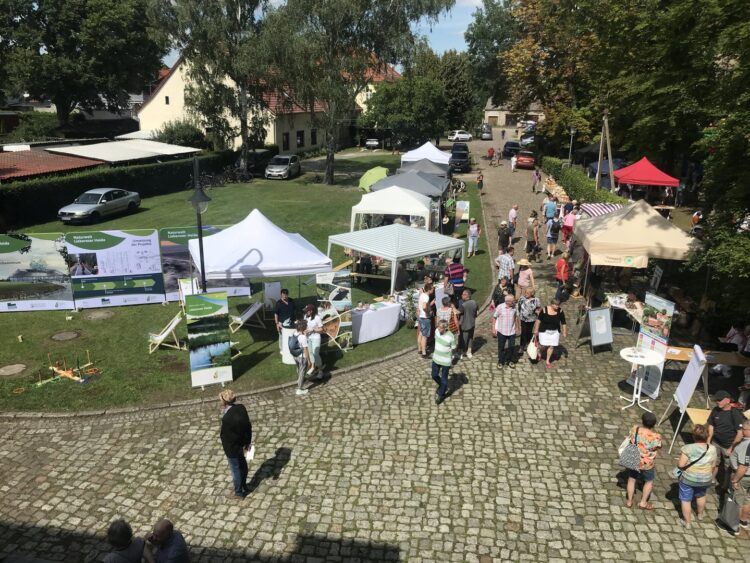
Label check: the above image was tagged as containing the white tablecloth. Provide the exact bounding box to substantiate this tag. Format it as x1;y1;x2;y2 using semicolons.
351;302;401;345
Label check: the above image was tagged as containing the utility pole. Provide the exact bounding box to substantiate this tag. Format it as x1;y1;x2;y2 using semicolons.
604;110;615;191
595;118;605;191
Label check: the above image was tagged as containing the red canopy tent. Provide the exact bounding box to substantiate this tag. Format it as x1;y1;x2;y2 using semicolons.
612;157;679;187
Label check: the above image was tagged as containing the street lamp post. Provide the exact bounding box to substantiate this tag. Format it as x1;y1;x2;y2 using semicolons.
190;156;211;293
568;127;576;165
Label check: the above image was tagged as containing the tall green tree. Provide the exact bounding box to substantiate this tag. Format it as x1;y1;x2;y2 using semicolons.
439;50;475;129
464;0;516;106
358;76;447;145
150;0;271;169
6;0;166;124
266;0;454;184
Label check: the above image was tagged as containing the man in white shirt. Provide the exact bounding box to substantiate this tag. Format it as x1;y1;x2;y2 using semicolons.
508;204;519;238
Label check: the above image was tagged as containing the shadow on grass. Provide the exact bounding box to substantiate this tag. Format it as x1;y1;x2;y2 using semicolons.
0;520;401;562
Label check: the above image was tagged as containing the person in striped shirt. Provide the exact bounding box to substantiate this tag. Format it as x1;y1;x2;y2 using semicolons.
431;320;456;405
443;256;465;302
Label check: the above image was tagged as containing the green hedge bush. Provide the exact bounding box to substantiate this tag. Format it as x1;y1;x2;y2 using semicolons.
0;152;231;230
541;156;627;204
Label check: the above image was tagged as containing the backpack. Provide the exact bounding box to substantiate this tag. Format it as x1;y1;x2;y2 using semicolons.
288;333;303;357
550;219;561;235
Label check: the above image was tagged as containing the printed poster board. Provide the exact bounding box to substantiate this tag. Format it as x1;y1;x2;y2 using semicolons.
588;306;613;349
675;345;707;411
159;227;251;301
0;233;74;312
640;292;674;344
316;270;352;351
186;292;234;388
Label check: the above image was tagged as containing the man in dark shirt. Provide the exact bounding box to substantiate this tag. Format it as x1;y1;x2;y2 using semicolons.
147;519;189;563
274;289;295;331
497;221;511;252
707;390;745;491
219;389;253;499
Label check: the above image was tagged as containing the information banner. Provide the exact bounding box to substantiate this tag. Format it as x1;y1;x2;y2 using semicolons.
641;292;675;344
186;292;234;388
0;233;74;312
316;270;352;351
159;227;251;301
64;230;166;308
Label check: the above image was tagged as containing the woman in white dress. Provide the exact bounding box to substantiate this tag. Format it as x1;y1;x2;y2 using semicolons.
303;304;324;376
533;298;567;369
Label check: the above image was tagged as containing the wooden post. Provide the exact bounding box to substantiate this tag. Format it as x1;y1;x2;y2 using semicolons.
604;110;615;192
595;119;605;191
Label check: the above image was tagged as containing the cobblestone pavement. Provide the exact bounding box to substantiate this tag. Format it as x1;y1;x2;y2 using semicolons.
0;130;746;561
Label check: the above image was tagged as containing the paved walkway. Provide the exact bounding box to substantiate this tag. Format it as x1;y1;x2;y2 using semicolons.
1;129;746;562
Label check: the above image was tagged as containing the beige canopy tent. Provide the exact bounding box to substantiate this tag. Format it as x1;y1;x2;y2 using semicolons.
573;199;700;268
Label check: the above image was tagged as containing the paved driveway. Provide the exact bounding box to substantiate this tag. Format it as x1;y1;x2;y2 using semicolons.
0;129;746;561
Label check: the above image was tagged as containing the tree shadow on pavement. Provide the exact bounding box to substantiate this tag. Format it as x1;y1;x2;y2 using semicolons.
246;447;292;493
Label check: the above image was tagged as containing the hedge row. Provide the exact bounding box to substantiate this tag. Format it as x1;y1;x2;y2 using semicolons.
0;152;232;230
541;156;627;204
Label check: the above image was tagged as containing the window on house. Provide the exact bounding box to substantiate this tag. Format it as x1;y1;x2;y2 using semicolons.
165;96;170;105
311;129;317;145
296;130;305;148
282;133;290;152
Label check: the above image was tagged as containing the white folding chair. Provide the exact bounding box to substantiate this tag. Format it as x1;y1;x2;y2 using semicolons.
148;312;185;353
229;301;265;333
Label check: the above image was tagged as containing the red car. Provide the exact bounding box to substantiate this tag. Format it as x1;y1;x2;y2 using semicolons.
516;150;536;170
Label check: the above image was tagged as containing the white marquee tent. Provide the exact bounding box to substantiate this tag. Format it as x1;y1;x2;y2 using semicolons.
188;209;332;279
400;142;451;166
328;224;465;294
350;186;433;231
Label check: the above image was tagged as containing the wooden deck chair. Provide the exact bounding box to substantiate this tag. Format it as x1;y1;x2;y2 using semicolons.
263;281;281;322
148;311;184;354
229;301;265;333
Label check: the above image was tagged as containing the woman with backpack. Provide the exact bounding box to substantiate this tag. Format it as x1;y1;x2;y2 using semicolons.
289;320;311;396
545;211;562;260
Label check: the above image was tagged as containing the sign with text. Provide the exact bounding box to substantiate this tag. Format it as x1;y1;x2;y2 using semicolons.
186;292;233;388
0;233;74;312
64;230;166;308
627;332;668;399
159;227;250;301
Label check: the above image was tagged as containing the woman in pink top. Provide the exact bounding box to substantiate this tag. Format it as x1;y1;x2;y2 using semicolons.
514;259;535;299
562;209;577;248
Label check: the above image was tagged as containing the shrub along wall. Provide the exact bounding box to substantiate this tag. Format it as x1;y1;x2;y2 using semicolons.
541;157;627;204
0;152;231;230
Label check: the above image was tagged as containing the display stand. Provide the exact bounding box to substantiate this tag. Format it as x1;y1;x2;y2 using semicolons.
657;345;707;452
619;347;663;412
576;306;613;354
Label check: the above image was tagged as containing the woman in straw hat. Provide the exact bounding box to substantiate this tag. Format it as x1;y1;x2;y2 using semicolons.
514;258;535;299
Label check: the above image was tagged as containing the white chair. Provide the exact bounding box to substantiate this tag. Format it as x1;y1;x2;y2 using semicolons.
148;312;185;354
229;301;265;333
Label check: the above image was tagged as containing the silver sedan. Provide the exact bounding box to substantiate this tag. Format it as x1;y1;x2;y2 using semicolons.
58;188;141;223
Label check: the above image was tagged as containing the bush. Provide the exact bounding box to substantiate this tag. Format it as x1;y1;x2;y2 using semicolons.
541;156;627;204
154;119;209;149
0;152;231;230
2;112;60;143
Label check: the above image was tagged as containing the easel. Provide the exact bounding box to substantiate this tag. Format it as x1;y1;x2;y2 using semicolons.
657;345;707;452
575;306;613;355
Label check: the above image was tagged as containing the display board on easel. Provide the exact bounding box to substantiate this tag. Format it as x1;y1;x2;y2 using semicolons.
658;345;707;452
576;306;613;353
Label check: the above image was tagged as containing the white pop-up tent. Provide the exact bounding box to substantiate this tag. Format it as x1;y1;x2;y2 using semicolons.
328;224;465;294
400;142;451;166
350;186;433;231
574;199;700;268
188;209;332;279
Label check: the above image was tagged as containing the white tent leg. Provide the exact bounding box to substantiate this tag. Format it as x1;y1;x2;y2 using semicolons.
390;259;398;295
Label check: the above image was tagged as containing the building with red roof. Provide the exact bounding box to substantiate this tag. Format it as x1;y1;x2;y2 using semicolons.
0;150;103;183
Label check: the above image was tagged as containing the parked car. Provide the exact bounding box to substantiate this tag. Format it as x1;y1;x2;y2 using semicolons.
365;139;380;150
516;151;536;169
519;133;535;147
518;120;536;129
502;141;522;158
246;149;274;175
452;142;469;154
448;130;473;142
481;130;493;140
449;151;470;172
265;154;301;180
58;188;140;224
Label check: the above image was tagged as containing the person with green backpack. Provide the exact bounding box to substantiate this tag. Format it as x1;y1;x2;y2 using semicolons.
289;320;310;396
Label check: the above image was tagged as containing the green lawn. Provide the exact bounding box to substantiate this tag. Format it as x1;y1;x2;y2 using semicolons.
0;154;490;412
